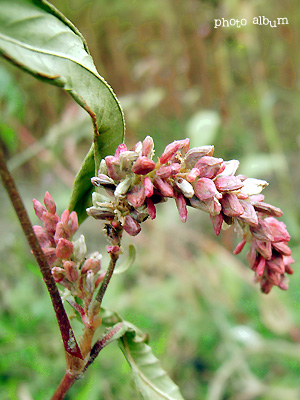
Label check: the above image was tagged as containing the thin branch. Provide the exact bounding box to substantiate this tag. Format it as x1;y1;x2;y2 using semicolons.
95;252;119;307
0;144;83;360
50;371;77;400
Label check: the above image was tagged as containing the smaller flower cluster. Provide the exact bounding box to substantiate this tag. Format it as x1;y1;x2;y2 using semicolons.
87;136;294;293
33;192;105;306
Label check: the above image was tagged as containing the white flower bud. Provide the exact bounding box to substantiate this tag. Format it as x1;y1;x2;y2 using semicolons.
114;176;133;198
174;177;194;198
241;178;268;196
217;160;240;177
72;235;87;263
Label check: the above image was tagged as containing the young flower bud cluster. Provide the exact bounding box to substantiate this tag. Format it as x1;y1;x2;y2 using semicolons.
33;192;106;311
88;136;294;293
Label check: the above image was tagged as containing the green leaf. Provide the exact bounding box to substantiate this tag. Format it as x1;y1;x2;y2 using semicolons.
102;309;185;400
114;244;136;275
0;0;125;223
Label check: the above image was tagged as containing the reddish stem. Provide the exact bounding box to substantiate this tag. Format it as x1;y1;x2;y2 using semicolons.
51;372;77;400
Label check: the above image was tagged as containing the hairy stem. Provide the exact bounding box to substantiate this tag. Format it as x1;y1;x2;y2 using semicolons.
0;145;82;359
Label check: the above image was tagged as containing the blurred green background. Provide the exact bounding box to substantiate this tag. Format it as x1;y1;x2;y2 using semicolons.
1;0;300;399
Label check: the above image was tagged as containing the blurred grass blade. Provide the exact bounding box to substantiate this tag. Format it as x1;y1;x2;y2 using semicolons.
0;0;125;224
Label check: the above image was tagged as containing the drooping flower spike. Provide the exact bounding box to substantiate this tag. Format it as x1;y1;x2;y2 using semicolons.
87;136;294;293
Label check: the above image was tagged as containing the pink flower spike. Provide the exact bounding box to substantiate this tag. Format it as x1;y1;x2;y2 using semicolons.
264;217;290;243
214;176;244;192
146;198;156;220
33;225;52;248
256;257;266;276
144;176;154;198
123;215;141;236
55;238;73;259
44;192;56;214
233;239;247;255
131;156;156;175
114;143;127;158
210;213;223;236
33;199;47;220
61;209;70;225
174;191;187;223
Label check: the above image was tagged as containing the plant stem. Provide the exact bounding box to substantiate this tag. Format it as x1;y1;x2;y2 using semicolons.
50;371;77;400
0;144;82;360
96;252;119;307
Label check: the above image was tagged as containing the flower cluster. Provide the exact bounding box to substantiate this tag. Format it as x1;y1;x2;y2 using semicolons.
33;192;105;305
87;136;294;293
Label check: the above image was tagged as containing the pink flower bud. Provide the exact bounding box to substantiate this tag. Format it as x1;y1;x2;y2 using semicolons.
174;191;187;223
256;240;272;260
237;200;258;227
186;168;200;183
127;185;146;208
107;245;120;254
153;177;174;197
105;156;122;180
220;193;244;217
52;266;65;282
69;212;78;235
256;257;266;276
146;198;156;220
156;165;173;179
210;213;223;236
144;176;154;198
233;239;247;255
194;178;217;201
142;136;154;158
184;146;214;168
42;212;60;235
55;238;73;259
54;221;71;243
81;258;101;274
60;209;70;225
63;261;79;282
32;199;46;220
114;143;127;158
44;191;56;214
264;217;290;243
194;156;224;179
260;279;274;294
272;242;292;256
33;225;52;248
252;202;283;218
43;247;57;265
250;220;274;242
214;176;244;192
123;215;141;236
131;156;156;175
160;139;190;164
